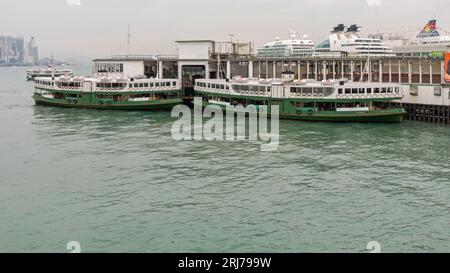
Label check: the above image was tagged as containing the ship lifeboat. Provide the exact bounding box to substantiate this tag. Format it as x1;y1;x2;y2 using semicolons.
73;76;84;82
232;76;248;83
100;76;112;82
116;76;129;82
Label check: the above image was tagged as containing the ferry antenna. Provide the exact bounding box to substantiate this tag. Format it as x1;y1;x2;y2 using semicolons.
127;25;131;55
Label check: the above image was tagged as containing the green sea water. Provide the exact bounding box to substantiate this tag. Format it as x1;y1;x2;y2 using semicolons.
1;66;450;253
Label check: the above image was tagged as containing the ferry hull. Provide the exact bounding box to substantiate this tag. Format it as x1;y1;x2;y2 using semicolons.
279;111;405;123
33;95;182;111
197;100;406;123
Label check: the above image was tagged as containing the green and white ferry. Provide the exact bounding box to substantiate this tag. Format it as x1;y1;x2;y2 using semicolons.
27;67;73;81
33;75;182;110
194;73;406;123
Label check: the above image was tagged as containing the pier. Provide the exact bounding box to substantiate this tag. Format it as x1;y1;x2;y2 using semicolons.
93;40;450;124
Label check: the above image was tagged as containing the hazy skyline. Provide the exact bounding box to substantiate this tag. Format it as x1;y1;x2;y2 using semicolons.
2;0;450;62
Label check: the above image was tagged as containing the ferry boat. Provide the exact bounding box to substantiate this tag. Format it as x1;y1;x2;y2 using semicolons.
27;67;73;80
32;75;182;110
194;73;406;123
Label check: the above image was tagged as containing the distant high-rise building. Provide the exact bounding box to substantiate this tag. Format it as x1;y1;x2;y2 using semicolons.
26;36;39;64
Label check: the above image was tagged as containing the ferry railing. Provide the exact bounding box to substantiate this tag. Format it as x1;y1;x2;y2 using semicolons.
111;55;179;61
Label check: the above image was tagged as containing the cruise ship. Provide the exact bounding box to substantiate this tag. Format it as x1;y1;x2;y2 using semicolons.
372;20;450;57
313;24;395;57
257;31;315;58
257;25;395;58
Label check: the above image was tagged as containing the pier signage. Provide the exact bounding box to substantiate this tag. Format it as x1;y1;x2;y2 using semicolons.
445;53;450;83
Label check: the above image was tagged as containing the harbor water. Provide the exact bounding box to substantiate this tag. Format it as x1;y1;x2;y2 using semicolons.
1;67;450;253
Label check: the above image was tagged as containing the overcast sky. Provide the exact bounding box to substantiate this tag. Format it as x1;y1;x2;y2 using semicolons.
1;0;449;61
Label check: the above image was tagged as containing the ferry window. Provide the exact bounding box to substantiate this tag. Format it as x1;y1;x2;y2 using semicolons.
410;86;419;96
207;84;211;88
156;83;160;87
388;87;393;93
220;85;225;89
324;88;334;96
133;83;138;88
352;88;358;94
212;84;216;89
395;87;399;93
259;86;266;92
241;85;249;91
434;87;442;96
303;88;312;94
359;88;365;94
150;83;154;87
374;88;380;93
226;85;230;90
232;85;240;91
144;83;149;88
367;88;372;94
345;89;351;94
139;83;144;88
250;86;259;92
381;88;387;93
338;88;343;94
129;84;132;88
267;87;271;92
